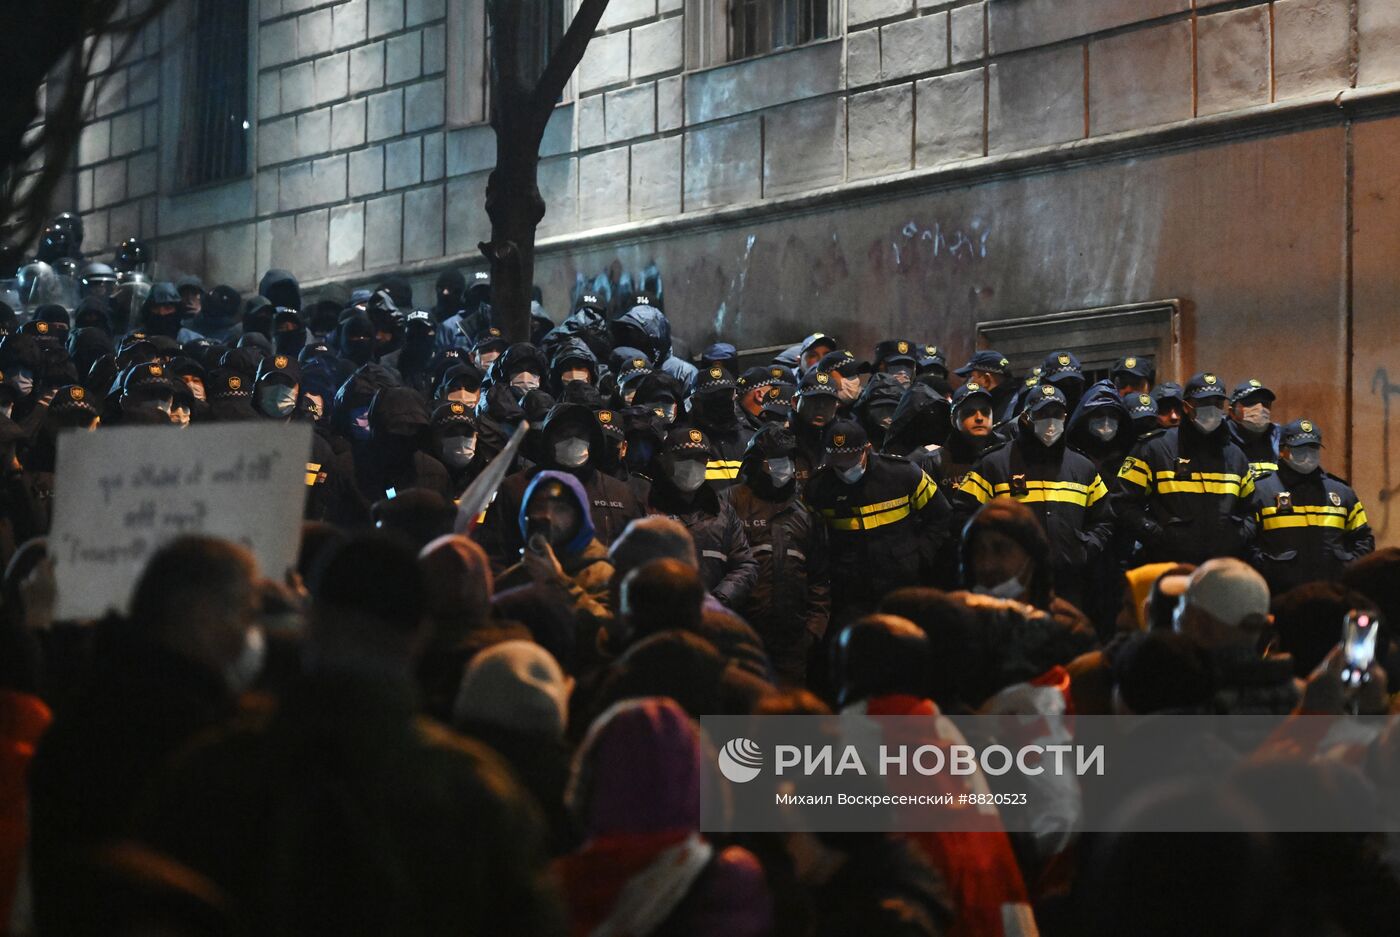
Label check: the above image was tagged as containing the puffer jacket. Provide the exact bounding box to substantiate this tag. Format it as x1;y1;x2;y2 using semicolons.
725;481;830;683
648;480;759;610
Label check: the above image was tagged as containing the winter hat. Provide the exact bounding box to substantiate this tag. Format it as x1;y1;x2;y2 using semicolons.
452;640;570;736
608;516;698;578
1184;558;1270;629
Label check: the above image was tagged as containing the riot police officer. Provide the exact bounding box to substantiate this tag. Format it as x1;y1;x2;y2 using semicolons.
1229;378;1281;477
688;364;753;491
1249;418;1374;595
954;350;1018;423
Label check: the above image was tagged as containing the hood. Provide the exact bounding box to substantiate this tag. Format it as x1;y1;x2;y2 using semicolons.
258;268;302;312
332;362;401;427
519;469;596;556
368;386;431;437
570;697;700;837
540;307;613;365
1066;379;1131;454
1068;379;1130;433
614;305;672;364
542;401;605;464
885;383;951;453
630;370;685;407
486;342;547;387
479;380;527;424
548;337;599;388
69;326;116;374
959;496;1054;610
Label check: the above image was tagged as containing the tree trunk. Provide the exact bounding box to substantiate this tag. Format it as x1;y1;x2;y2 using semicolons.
481;0;610;344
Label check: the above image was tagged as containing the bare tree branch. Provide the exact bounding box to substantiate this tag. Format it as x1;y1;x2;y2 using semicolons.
531;0;611;121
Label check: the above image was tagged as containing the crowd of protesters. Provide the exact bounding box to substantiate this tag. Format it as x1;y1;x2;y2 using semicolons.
1;224;1399;936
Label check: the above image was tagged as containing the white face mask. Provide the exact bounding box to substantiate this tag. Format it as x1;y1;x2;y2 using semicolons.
441;436;476;469
1191;405;1224;434
973;575;1026;601
510;372;541;396
765;456;795;488
186;379;206;402
554;437;590;468
836;460;866;485
8;370;33;397
475;349;501;369
560;368;591;385
260;385;298;418
224;626;266;693
1088;413;1118;441
1238;403;1271;433
1283;447;1321;474
671;459;708;492
837;375;861;403
1033;416;1065;447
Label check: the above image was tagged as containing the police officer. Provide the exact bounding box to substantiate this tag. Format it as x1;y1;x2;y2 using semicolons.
725;424;830;684
916;344;949;386
1111;355;1154;398
1249;418;1374;595
954;350;1018;423
872;340;918;387
688;364;753;491
1115;371;1257;564
792;368;840;488
1125;391;1160;442
736;365;784;429
612;350;653;408
1041;351;1086;415
1152;381;1185;429
815;349;868;414
798;333;839;375
431;400;480;494
936;381;998;487
253;354;301;422
957;383;1113;607
1229;378;1281;477
646;426;758;610
803;419;950;621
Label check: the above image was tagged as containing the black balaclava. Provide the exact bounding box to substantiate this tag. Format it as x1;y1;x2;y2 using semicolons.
434;270;466;323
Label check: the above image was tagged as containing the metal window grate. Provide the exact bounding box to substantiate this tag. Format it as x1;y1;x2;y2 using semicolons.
178;0;250;189
728;0;834;62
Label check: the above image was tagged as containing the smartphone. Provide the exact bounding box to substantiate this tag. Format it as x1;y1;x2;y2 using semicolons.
1342;610;1379;688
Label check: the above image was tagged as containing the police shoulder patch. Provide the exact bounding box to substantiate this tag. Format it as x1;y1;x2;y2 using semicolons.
1330;491;1342;506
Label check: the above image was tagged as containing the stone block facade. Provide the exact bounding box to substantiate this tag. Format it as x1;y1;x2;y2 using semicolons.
54;0;1382;297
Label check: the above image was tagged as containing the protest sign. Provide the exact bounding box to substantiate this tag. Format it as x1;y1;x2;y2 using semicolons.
49;422;313;620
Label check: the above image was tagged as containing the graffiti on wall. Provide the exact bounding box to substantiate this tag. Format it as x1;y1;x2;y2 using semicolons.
571;262;664;317
891;219;992;269
1372;368;1400;539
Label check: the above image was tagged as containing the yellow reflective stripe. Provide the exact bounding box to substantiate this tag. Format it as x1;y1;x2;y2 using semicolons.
1158;480;1244;495
1261;504;1347;517
820;503;915;531
911;473;938;510
1349;502;1369;530
960;472;994;504
988;483;1091;506
1155;471;1248;482
1250;461;1278;474
705;459;742;480
1240;471;1256;500
305;462;322;486
1118;457;1152;490
1262;514;1346;531
1087;475;1108;507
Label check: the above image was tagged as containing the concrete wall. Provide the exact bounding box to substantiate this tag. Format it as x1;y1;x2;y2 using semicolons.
45;0;1400;537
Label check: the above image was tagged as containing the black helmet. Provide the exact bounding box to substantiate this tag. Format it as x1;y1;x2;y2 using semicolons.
113;237;149;274
80;261;118;295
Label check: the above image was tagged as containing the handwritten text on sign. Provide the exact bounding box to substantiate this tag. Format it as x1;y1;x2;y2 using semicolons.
50;422;312;619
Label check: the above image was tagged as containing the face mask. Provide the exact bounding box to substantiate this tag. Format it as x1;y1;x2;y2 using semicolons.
765;456;795;488
1088;414;1118;441
560;368;591;385
554;436;590;468
171;407;191;427
8;370;33;397
441;436;476;469
1191;405;1224;434
973;575;1026;601
1238;404;1271;433
475;350;500;369
260;385;298;418
837;375;861;403
1033;416;1065;447
350;407;372;442
186;379;206;402
224;627;266;694
1283;447;1321;474
509;372;541;395
836;461;866;485
671;459;708;492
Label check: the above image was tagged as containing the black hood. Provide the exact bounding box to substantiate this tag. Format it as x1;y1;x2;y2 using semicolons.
548;337;599;391
613;305;672;364
541;401;605;469
539;307;613;366
368;386;431;438
258;268;302;312
486;342;548;387
884;383;952;453
69;327;116;376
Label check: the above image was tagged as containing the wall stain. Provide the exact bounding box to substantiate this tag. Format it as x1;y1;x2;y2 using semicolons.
1372;367;1400;538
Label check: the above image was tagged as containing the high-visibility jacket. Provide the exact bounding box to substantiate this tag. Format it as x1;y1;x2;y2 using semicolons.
1249;464;1374;594
1230;420;1281;478
1114;423;1257;565
956;433;1113;602
804;454;950;616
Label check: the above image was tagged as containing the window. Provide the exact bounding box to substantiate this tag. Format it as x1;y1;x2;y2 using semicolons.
688;0;839;69
976;300;1182;384
176;0;250;189
447;0;570;129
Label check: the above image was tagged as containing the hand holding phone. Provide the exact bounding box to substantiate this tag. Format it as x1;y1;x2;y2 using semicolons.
1341;610;1379;689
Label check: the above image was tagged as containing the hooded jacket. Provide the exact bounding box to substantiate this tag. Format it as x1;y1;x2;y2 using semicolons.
1067;380;1133;477
613;305;697;392
538;308;613;369
493;470;615;622
547;338;600;396
647;475;759;610
478;404;649;567
474;382;529;468
352;387;451;503
725;448;830;682
884;383;952;463
258;268;302;312
1115;422;1257;565
957;424;1113;606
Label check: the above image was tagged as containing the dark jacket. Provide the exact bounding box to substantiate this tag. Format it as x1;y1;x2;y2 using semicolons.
613;305;696;391
810;835;953;937
725;480;830;682
1249;464;1375;595
1067;380;1133;478
1229;419;1282;478
474;383;529;468
1114;422;1257;565
803;454;951;616
957;427;1114;605
648;479;759;610
353;387;452;503
546;337;600;396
